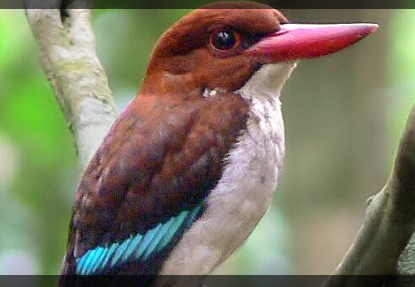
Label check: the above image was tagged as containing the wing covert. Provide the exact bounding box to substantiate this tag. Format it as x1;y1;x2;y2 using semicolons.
62;93;249;275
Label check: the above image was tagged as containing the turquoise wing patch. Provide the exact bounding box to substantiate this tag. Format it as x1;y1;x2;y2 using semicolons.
75;204;204;275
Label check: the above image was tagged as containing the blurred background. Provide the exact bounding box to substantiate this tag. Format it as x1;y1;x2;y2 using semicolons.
0;9;414;275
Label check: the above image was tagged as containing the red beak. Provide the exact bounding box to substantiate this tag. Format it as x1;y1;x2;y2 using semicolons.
247;23;378;62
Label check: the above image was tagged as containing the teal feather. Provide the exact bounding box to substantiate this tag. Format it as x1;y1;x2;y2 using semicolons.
157;210;189;250
98;242;118;271
76;250;89;274
121;233;143;263
90;246;108;274
85;247;104;274
75;204;204;275
80;249;94;275
111;236;133;267
142;216;177;260
133;223;163;261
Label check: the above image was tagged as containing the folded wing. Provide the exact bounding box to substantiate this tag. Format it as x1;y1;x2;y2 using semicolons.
61;93;249;276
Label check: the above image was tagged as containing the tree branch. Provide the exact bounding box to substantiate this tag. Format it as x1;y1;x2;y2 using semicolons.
25;5;118;169
323;106;415;287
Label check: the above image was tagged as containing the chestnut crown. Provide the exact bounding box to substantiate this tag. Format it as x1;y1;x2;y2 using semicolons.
140;2;288;97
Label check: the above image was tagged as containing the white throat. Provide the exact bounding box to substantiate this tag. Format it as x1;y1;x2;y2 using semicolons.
239;62;297;99
159;63;296;277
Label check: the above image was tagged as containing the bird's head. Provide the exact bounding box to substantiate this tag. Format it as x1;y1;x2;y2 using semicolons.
140;2;378;98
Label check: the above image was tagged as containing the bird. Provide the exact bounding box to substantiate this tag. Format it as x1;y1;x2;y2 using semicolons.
59;1;378;283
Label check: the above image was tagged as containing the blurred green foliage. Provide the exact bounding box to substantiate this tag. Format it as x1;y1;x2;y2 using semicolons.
0;9;414;275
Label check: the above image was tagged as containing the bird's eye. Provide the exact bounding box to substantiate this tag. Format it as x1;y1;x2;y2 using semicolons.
210;30;239;51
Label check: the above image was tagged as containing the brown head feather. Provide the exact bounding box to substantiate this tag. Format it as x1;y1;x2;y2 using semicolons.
140;2;288;96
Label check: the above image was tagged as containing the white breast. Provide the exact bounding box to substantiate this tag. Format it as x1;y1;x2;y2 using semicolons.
159;63;295;276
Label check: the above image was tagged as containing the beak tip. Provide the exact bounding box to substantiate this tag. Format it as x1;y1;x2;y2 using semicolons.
352;23;379;44
362;23;379;35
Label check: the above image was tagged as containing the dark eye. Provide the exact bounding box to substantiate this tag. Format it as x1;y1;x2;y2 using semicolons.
210;30;239;51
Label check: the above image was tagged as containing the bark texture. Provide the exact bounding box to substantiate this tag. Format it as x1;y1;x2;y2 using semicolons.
25;7;118;168
323;95;415;287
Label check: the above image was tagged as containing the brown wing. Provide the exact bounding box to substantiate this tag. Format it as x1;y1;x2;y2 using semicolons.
61;93;248;275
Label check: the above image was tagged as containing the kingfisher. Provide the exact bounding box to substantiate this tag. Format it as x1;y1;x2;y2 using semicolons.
59;2;377;281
